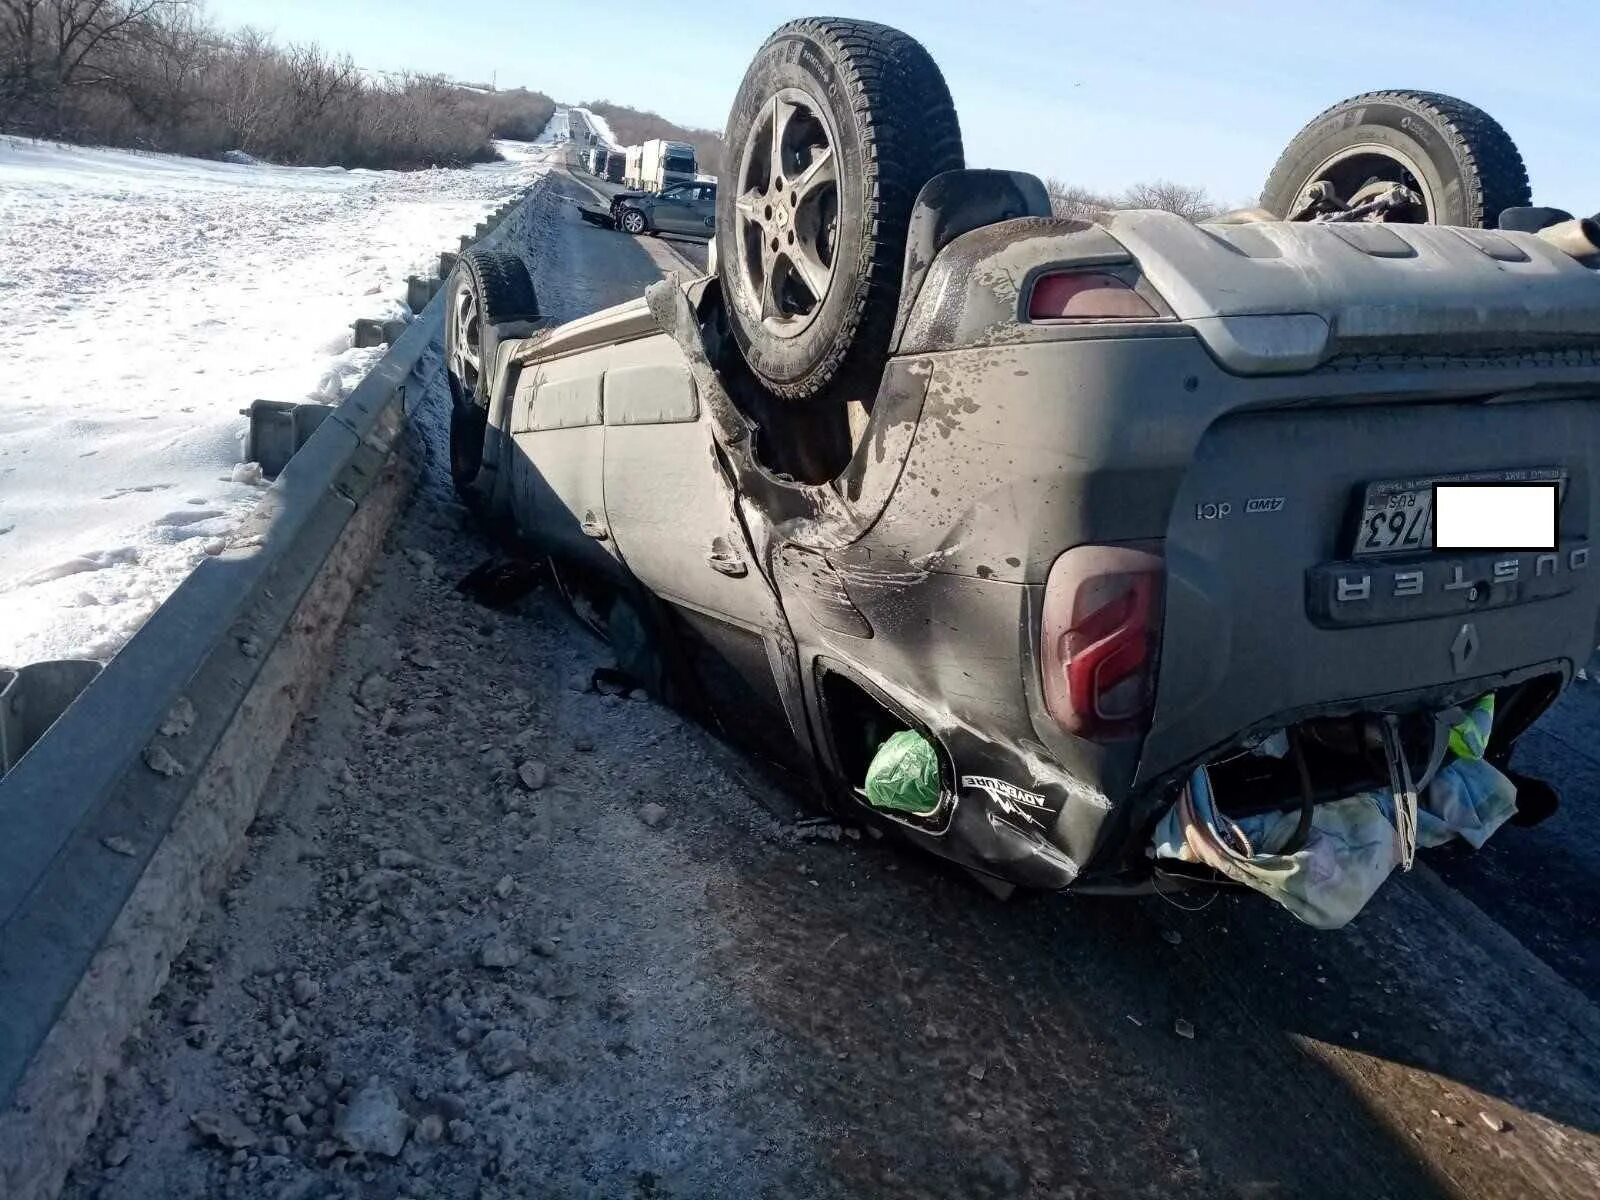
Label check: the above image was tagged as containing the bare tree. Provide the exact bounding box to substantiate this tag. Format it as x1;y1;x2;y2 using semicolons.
0;0;180;131
1118;179;1220;222
211;26;280;150
114;0;211;146
1045;176;1222;223
0;2;551;169
1045;177;1113;221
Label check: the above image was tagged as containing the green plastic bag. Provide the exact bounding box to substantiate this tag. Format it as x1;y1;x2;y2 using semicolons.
864;730;942;815
1447;694;1495;761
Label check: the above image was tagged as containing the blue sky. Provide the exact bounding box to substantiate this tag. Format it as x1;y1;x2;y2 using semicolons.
208;0;1594;208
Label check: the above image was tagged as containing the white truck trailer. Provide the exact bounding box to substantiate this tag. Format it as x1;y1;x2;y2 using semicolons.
639;139;696;192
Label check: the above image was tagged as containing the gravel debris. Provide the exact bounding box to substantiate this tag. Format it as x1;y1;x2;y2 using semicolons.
335;1079;409;1158
142;744;186;778
158;696;197;737
477;937;523;969
189;1111;256;1151
474;1030;531;1079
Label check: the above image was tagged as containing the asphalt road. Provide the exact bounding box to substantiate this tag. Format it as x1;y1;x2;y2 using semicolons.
59;160;1600;1200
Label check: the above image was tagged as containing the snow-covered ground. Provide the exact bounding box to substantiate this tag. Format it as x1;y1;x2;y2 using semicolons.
0;130;560;668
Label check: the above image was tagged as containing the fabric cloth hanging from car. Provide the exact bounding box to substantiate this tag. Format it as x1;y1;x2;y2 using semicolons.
1151;698;1516;929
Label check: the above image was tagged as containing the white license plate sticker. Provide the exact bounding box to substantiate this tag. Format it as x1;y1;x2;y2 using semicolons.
1435;482;1558;552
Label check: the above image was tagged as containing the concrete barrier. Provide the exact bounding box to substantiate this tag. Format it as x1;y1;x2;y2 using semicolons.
243;399;336;478
0;662;104;775
0;177;543;1200
352;316;387;348
405;274;438;313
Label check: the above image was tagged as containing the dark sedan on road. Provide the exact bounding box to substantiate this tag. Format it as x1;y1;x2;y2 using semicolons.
612;182;717;239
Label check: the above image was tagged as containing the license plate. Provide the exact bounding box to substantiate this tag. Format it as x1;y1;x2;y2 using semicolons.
1352;468;1564;558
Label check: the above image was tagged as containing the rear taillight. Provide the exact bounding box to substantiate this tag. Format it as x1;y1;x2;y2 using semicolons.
1041;545;1164;741
1027;272;1158;321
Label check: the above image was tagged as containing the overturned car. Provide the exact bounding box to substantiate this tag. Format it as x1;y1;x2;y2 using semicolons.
447;18;1600;927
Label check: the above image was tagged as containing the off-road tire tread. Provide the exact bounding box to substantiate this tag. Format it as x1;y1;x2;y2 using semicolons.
458;248;539;326
449;249;536;508
723;18;964;402
1263;89;1530;228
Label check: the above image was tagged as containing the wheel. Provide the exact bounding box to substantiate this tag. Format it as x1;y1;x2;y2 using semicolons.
446;248;538;509
715;18;964;403
619;207;648;235
1262;90;1530;227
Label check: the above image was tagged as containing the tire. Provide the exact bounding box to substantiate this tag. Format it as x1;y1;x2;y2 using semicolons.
619;206;648;235
715;18;964;403
446;248;538;510
1261;90;1530;228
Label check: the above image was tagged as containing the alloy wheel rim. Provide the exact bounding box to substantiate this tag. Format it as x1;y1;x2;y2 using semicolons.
733;87;840;339
451;283;483;402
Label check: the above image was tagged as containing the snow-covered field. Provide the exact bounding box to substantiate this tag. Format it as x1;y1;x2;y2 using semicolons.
0;130;558;668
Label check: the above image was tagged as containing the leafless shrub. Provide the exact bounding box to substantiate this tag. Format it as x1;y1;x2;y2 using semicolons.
1047;175;1222;223
1118;179;1220;222
0;0;550;168
1;0;174;133
471;88;556;142
1045;178;1114;221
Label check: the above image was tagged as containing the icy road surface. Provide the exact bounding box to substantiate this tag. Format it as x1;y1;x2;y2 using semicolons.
0;134;557;669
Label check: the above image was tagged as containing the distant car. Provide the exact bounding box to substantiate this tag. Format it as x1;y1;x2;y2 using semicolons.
611;182;716;239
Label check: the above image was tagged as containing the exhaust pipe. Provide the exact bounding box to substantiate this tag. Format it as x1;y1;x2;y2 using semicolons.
1537;213;1600;261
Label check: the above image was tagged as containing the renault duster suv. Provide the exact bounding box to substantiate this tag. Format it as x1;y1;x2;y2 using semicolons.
445;17;1600;923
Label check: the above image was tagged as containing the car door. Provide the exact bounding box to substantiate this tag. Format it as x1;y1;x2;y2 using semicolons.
687;185;716;237
506;347;623;578
601;337;811;771
650;185;692;235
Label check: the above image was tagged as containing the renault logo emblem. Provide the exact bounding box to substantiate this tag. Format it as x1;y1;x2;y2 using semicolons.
1451;622;1480;674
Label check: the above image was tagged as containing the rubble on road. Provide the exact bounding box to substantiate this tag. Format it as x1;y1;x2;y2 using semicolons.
334;1080;409;1158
